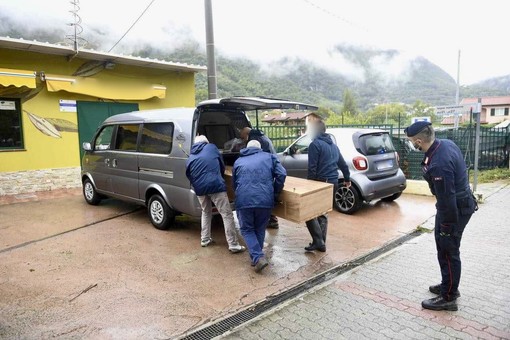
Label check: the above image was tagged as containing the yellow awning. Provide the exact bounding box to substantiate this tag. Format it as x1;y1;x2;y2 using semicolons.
0;68;37;88
45;75;166;100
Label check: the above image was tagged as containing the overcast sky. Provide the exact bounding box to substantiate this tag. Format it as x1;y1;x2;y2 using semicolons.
1;0;509;85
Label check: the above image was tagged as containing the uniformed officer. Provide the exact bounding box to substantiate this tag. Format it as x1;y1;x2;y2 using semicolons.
405;121;477;311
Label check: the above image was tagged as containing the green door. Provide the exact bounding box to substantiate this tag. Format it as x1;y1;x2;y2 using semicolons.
77;101;139;161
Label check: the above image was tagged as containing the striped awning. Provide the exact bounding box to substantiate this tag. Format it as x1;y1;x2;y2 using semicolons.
45;74;166;100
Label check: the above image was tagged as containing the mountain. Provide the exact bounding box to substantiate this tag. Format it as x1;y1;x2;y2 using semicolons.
1;17;508;110
159;43;508;109
473;75;510;94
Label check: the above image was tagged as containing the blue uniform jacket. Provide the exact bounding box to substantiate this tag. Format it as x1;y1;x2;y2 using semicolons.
308;133;350;182
248;129;276;154
422;139;472;227
232;147;286;209
185;142;226;196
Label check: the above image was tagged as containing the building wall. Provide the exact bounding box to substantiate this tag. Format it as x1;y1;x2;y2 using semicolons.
485;105;510;124
0;48;197;195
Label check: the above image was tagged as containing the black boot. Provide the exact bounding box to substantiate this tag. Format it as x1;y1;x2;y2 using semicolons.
422;296;458;311
429;284;461;299
317;215;328;244
305;219;325;252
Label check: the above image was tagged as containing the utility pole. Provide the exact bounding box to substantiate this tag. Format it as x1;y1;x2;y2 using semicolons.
473;98;481;192
204;0;217;99
454;50;461;128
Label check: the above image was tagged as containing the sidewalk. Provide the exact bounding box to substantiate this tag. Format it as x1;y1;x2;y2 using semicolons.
221;183;510;340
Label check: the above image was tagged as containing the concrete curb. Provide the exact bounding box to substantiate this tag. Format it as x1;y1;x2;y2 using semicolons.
403;179;433;196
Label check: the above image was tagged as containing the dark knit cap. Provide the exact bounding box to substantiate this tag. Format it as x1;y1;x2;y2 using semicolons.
404;121;432;137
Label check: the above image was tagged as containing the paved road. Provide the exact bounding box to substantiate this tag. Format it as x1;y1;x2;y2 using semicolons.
221;184;510;340
0;188;435;338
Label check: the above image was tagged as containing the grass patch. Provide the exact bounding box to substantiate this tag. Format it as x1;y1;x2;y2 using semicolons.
469;168;510;184
416;225;433;233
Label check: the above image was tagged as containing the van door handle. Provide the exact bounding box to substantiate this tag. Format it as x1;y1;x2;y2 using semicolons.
105;158;110;166
112;159;118;168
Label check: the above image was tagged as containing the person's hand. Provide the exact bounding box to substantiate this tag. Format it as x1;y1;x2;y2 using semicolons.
344;180;352;189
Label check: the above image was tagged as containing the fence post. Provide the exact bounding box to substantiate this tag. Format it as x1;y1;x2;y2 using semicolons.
473;98;482;192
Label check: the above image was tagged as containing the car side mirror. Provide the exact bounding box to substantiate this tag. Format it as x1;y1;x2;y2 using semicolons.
82;142;92;151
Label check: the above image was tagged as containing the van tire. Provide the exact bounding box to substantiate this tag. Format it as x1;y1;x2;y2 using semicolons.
381;192;402;202
83;178;101;205
334;184;362;214
148;194;175;230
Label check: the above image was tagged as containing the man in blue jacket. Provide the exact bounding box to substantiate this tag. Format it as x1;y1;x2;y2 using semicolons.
186;135;245;253
405;121;477;311
240;127;279;229
305;120;351;252
233;140;287;273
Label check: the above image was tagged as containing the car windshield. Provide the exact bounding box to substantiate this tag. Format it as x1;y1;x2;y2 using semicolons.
360;133;395;155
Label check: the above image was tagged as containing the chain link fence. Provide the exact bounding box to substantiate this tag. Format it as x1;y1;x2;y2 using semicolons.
260;124;509;180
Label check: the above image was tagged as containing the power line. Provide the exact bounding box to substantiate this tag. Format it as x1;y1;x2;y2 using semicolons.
301;0;369;33
108;0;157;53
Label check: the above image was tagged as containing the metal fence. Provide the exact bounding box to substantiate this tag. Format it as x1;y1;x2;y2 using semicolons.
398;126;510;179
261;124;394;153
261;124;509;180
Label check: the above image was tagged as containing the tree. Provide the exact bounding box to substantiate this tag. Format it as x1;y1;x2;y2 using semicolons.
364;103;408;126
409;100;437;123
342;89;359;116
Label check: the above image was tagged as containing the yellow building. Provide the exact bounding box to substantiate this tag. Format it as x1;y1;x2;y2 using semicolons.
0;37;205;196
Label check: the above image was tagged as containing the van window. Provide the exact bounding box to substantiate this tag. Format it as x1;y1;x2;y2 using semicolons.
114;124;139;151
139;123;174;154
94;125;114;150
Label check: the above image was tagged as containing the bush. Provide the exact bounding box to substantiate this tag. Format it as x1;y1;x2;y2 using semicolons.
469;168;510;184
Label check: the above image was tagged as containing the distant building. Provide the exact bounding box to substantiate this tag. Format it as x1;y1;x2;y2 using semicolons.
459;96;510;124
0;36;205;196
262;111;322;126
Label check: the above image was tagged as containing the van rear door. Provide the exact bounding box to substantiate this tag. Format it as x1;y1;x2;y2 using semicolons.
197;96;318;112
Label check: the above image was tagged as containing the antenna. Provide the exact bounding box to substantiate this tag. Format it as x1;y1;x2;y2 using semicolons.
65;0;87;55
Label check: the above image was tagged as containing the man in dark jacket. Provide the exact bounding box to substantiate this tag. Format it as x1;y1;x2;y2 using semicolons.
405;121;477;311
233;140;287;273
240;127;277;154
185;135;245;253
240;127;279;228
305;120;351;252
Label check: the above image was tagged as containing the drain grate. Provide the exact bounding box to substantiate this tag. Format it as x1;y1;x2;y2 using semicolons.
177;230;423;340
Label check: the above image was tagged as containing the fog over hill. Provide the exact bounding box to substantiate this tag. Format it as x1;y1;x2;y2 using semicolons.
1;12;508;110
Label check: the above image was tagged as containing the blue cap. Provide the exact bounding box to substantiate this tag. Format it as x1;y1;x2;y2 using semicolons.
404;121;432;137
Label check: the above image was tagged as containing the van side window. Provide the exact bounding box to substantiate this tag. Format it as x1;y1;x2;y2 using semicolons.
139;123;174;154
114;124;139;151
94;125;114;150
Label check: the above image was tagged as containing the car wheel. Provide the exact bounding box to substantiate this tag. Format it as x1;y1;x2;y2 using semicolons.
83;178;101;205
381;192;402;202
334;184;362;214
148;194;175;230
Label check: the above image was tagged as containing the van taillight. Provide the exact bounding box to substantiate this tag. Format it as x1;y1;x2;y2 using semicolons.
353;156;368;171
395;151;400;164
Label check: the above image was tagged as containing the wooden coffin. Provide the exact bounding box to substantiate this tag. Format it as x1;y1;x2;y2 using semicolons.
224;166;333;224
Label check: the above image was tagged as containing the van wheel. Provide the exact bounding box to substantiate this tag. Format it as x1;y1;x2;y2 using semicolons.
334;184;362;214
148;194;175;230
381;192;402;202
83;178;101;205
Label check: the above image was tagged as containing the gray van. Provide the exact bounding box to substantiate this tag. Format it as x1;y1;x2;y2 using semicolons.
81;97;317;230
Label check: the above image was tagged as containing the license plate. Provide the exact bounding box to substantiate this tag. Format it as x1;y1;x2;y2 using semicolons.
376;159;393;170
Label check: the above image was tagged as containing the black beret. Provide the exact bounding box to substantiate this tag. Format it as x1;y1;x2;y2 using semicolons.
404;121;432;137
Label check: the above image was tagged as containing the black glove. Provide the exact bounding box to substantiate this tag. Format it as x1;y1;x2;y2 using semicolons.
274;195;282;207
